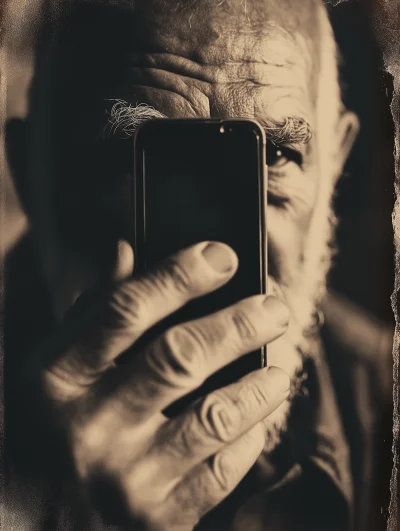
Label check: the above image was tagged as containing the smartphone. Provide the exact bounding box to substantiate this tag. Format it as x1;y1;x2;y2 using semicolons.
133;119;267;414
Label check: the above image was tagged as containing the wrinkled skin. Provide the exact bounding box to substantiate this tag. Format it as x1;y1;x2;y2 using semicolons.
13;0;358;528
33;0;323;310
38;241;290;529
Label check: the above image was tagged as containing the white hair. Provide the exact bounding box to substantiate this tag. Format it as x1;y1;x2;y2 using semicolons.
106;99;166;137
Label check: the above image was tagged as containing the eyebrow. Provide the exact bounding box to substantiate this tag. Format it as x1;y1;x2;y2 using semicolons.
103;100;313;145
104;100;166;139
257;116;313;145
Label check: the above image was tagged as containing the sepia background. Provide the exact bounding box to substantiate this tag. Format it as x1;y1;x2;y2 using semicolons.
1;0;399;528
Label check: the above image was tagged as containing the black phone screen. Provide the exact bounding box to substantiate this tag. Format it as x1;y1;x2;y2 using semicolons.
133;120;267;411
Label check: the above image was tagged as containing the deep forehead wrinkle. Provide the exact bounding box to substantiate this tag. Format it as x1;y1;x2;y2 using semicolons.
124;31;312;83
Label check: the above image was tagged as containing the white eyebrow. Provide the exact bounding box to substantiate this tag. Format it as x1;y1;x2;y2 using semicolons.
258;116;313;145
104;99;312;147
105;99;167;138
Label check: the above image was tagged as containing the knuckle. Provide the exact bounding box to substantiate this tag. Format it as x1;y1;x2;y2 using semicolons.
158;257;192;295
41;362;94;405
231;306;258;344
238;379;271;413
198;394;239;443
211;451;237;493
148;327;204;386
106;283;147;330
167;414;203;459
41;367;73;404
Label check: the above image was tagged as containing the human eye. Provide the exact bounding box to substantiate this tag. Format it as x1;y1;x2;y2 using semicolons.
266;143;308;209
266;143;303;171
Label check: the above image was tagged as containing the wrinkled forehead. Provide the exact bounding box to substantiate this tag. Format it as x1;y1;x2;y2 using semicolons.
67;0;321;90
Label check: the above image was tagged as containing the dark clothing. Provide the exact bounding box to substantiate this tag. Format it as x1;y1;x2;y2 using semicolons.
4;237;392;531
197;321;390;531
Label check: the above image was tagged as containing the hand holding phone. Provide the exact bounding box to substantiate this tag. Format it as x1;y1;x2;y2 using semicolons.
34;236;289;528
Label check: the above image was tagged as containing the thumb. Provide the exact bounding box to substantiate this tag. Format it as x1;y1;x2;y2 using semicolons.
111;240;135;282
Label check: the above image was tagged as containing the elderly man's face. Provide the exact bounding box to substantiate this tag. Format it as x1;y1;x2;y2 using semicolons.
29;0;356;428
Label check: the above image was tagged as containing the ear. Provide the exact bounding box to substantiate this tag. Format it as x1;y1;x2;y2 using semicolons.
333;110;360;181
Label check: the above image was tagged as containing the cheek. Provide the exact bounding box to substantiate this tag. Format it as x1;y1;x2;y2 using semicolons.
267;206;306;286
266;168;319;287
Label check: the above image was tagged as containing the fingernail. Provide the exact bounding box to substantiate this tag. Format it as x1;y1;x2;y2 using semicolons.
202;242;236;273
267;366;291;393
263;296;290;328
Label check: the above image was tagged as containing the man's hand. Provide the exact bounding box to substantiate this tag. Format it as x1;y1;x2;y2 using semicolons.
35;241;290;530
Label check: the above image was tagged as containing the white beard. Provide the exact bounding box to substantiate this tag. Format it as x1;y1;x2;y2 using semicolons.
261;203;336;451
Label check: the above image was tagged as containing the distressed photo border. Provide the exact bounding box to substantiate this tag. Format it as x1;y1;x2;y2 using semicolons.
0;0;399;529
